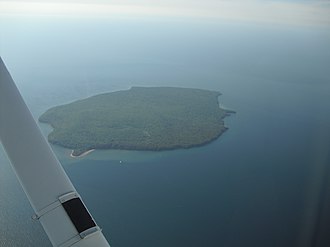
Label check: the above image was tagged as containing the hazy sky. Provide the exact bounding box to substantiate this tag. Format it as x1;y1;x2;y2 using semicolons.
0;0;329;27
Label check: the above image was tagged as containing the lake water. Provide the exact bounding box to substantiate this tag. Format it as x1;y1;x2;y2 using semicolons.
0;17;330;247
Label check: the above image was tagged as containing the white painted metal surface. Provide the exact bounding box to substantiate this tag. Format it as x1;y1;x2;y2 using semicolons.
0;57;110;247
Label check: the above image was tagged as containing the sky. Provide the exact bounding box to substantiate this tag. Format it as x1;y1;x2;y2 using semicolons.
0;0;329;27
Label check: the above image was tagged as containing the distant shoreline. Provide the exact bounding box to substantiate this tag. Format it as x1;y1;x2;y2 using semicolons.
70;149;95;158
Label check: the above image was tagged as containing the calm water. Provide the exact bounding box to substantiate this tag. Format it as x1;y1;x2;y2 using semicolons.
1;17;330;247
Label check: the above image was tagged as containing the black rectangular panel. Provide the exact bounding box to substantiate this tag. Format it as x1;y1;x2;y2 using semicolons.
62;197;96;234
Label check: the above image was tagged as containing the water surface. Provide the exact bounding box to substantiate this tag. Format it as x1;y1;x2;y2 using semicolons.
0;17;329;247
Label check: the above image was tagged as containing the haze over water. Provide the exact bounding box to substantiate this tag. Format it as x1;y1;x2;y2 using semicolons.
1;2;330;246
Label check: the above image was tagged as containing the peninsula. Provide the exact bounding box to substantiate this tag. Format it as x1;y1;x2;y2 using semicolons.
39;87;234;156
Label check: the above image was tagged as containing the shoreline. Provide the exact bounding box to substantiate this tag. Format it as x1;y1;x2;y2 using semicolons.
67;128;227;156
70;149;95;158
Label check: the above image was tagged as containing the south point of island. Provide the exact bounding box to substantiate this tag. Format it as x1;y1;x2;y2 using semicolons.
39;87;235;157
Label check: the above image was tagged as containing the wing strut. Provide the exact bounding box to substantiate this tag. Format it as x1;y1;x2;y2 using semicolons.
0;57;110;247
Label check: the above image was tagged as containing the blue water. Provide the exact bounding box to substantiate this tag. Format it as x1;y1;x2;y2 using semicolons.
1;17;330;247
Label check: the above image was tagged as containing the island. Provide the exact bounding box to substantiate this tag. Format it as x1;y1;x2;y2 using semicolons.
39;87;234;157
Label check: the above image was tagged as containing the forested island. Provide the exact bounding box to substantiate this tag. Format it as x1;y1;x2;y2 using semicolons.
39;87;234;157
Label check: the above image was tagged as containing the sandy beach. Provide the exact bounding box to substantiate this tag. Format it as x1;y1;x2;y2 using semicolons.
70;149;95;158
